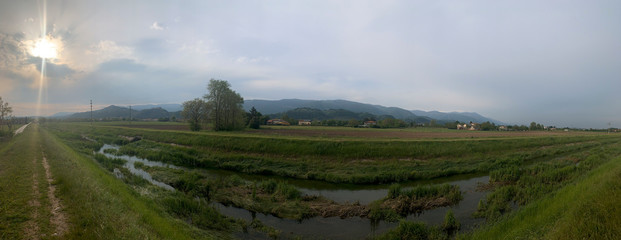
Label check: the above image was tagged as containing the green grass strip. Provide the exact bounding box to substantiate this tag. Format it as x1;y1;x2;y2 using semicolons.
460;152;621;239
39;125;221;239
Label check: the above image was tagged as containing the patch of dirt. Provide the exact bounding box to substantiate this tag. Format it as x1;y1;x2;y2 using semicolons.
382;196;453;215
303;196;369;218
24;157;41;240
41;154;68;237
246;128;602;139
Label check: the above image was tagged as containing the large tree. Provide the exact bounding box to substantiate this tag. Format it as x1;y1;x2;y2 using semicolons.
203;79;245;131
246;106;262;129
182;98;208;131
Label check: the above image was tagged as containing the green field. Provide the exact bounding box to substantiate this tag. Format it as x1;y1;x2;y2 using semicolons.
1;121;619;239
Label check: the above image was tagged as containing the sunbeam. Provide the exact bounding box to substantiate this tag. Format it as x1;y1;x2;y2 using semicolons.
35;0;48;119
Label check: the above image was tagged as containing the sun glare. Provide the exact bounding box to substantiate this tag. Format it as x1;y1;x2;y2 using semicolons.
31;37;57;59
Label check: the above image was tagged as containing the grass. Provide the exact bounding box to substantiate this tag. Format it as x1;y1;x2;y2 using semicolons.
0;125;47;239
44;122;620;184
36;121;621;239
473;140;621;220
462;146;621;239
369;183;463;222
0;123;231;239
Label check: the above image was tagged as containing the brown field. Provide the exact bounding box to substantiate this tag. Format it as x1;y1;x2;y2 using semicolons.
114;123;607;139
248;128;604;139
113;124;190;131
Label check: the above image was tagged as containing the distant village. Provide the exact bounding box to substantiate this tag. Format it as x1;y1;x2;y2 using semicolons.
263;118;595;132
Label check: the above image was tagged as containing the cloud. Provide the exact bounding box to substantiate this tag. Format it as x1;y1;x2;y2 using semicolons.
236;56;270;64
149;21;165;30
97;58;146;72
0;32;27;69
84;40;135;68
179;39;218;55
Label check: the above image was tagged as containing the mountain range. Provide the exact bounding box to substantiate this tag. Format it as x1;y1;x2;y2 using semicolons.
62;105;181;120
53;99;503;124
243;99;504;124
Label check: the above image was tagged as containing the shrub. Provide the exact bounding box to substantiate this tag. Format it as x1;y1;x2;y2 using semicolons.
388;183;402;199
443;209;460;233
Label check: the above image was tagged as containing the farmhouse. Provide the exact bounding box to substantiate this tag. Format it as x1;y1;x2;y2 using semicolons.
457;123;467;130
298;120;312;126
267;119;290;126
362;121;377;127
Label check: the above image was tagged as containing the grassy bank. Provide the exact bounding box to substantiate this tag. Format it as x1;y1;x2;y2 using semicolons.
461;147;621;239
0;124;230;239
45;122;619;184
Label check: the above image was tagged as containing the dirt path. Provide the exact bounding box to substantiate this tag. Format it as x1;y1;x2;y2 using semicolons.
41;151;68;236
24;157;41;240
13;122;31;136
22;147;69;238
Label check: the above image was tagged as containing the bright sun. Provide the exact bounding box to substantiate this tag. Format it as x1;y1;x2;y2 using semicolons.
31;37;58;59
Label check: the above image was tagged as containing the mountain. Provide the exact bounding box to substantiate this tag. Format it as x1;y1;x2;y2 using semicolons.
49;112;74;118
278;107;376;121
411;110;504;125
131;104;182;112
68;105;137;119
244;99;501;124
66;105;179;120
244;99;418;120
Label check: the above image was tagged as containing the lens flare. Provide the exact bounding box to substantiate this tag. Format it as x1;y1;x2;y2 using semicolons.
31;37;57;59
35;0;48;118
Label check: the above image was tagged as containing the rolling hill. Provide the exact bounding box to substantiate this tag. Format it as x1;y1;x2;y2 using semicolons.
244;99;502;124
53;99;502;124
64;105;180;120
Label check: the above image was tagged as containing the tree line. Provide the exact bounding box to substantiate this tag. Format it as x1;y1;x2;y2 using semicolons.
0;96;17;135
182;79;254;131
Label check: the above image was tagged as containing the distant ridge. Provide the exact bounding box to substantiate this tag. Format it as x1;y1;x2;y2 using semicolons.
411;110;505;125
244;99;503;124
244;99;417;119
51;99;503;124
63;105;180;120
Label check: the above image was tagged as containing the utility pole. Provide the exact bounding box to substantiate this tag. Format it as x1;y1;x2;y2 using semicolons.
608;122;612;134
129;105;132;125
90;100;93;127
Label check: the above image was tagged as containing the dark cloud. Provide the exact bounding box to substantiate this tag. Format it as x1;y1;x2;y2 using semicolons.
1;1;620;128
0;33;27;68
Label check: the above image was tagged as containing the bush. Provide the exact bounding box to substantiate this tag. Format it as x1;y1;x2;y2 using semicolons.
388;183;402;199
377;220;446;240
259;179;278;194
443;209;460;233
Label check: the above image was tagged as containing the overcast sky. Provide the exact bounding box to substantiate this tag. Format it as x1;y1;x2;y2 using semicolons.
0;0;619;128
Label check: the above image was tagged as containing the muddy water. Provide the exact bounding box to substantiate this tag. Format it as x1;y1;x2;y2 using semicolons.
97;144;490;239
216;175;489;239
98;144;176;191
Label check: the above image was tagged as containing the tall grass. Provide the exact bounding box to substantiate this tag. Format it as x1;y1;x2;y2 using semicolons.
44;122;619;184
39;125;229;239
461;152;621;239
474;140;621;221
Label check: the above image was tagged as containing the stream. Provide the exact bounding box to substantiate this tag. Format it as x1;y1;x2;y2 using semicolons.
97;144;490;239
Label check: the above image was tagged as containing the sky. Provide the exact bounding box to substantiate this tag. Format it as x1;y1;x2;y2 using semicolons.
0;0;619;128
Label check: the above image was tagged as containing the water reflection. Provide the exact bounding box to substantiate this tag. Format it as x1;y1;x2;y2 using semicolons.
97;144;490;239
98;144;175;191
